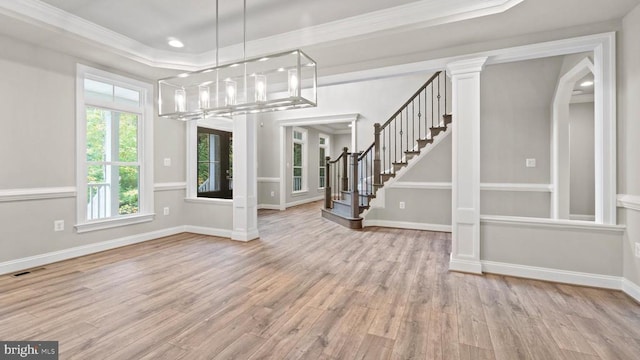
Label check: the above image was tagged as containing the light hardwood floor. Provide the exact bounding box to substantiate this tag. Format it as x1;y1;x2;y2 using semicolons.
1;201;639;359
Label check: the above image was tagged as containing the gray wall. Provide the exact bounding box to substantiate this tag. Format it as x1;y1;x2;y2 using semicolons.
0;33;229;265
332;133;352;158
480;57;562;217
481;222;622;276
619;4;640;287
365;134;452;226
569;102;595;218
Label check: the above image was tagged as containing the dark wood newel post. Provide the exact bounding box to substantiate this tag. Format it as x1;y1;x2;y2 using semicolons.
351;153;360;219
341;147;349;192
324;156;332;209
373;123;381;187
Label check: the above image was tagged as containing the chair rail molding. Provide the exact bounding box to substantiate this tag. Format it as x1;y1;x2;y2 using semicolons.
617;194;640;212
154;182;187;192
0;187;76;202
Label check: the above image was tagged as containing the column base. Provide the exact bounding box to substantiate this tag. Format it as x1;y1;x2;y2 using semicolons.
449;254;483;274
231;229;260;242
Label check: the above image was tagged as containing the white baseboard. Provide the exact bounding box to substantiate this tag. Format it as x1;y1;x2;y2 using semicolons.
257;204;284;210
0;224;237;276
449;256;483;274
183;225;233;238
481;260;621;290
0;226;184;276
285;195;324;209
363;219;451;233
622;278;640;303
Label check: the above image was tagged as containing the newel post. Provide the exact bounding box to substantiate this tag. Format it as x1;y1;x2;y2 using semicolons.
373;123;382;187
324;156;332;209
341;147;349;192
350;152;360;219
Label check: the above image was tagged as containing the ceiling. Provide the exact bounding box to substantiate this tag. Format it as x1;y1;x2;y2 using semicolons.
0;0;638;80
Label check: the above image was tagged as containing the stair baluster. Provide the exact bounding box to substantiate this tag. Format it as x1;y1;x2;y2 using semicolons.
324;156;331;209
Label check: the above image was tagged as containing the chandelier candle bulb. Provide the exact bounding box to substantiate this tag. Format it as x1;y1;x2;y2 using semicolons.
288;69;299;97
255;74;267;102
199;85;210;109
225;80;237;106
174;88;186;112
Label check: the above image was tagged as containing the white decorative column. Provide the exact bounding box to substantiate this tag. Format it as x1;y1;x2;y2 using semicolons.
447;57;487;274
232;114;259;241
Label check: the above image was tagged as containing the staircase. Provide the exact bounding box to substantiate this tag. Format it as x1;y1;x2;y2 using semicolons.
322;71;451;229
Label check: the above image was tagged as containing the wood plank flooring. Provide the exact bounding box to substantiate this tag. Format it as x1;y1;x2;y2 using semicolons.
1;201;639;359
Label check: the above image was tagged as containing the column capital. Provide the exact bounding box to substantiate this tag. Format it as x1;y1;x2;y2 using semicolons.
446;57;489;76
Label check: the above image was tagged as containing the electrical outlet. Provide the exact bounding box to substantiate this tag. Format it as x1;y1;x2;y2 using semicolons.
270;191;275;197
526;158;536;168
399;201;405;209
635;243;640;258
54;220;64;232
163;158;171;167
163;207;170;216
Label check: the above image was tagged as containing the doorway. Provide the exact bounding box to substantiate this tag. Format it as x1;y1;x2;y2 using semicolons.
197;127;233;199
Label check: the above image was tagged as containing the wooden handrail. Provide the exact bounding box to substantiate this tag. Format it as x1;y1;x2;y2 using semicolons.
358;143;374;161
328;147;348;164
380;71;441;130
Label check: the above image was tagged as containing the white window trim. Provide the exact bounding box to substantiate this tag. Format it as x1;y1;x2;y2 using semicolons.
75;64;154;233
292;127;308;193
318;133;330;190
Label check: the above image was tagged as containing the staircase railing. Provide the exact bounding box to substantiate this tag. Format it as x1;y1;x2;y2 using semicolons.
378;71;445;179
324;70;450;219
325;147;350;209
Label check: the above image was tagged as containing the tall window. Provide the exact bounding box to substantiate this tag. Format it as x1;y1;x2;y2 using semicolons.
197;127;233;199
76;65;153;232
292;128;307;192
319;134;330;189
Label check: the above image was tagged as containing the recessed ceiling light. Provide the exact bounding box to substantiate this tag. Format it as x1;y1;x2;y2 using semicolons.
581;80;594;87
168;38;184;48
572;90;584;95
177;73;189;78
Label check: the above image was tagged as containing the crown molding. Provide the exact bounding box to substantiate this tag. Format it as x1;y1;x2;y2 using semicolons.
0;0;524;70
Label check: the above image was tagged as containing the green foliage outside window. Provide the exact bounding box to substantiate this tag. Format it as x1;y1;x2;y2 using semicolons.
86;107;139;215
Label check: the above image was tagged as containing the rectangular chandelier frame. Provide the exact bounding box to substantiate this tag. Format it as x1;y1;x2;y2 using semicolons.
159;50;317;120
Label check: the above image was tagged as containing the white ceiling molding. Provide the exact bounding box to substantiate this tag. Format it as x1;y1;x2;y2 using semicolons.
0;0;524;71
318;32;614;87
277;113;359;127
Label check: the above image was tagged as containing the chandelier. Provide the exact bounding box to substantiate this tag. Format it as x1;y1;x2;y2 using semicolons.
158;0;317;120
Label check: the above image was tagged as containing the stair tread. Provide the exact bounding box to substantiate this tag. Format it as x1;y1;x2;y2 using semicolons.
321;208;363;229
405;150;420;154
392;161;408;165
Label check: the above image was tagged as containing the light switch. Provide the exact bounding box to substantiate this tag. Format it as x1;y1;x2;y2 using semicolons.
163;158;171;167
